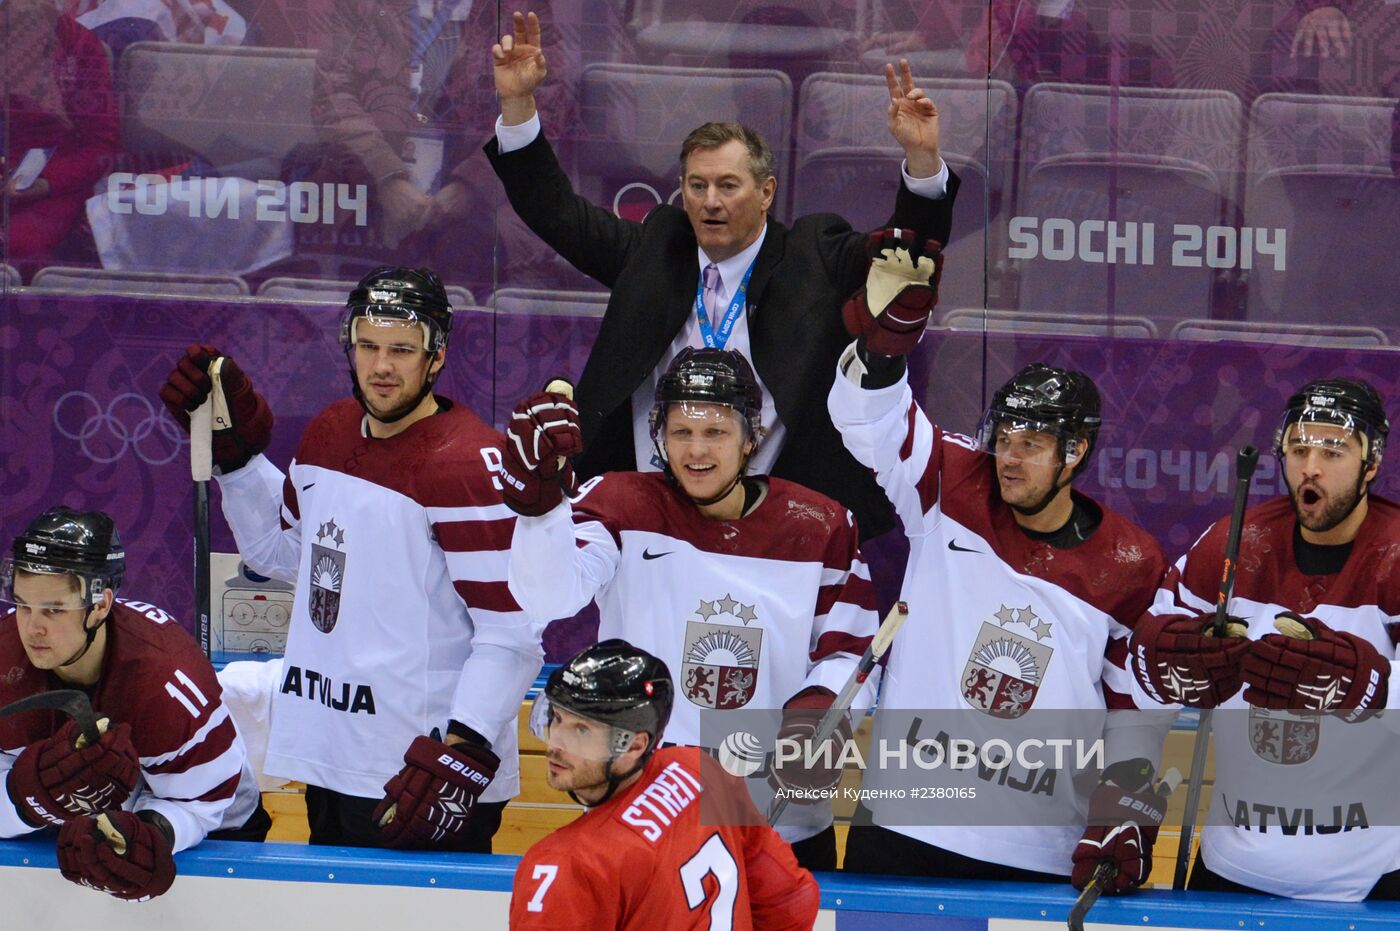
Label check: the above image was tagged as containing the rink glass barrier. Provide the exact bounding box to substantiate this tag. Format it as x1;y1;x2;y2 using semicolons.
4;836;1400;930
4;2;1398;649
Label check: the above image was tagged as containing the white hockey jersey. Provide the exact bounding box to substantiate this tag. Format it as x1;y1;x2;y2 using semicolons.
510;472;881;747
218;398;542;801
829;362;1169;876
1147;495;1400;900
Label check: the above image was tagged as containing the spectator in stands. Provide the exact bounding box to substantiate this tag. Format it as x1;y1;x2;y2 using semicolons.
297;0;594;290
2;0;120;272
65;0;249;55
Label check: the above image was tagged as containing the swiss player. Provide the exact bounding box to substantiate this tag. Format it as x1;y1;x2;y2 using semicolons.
510;639;819;930
828;231;1172;890
501;348;881;869
1132;379;1400;900
0;508;264;901
159;267;542;850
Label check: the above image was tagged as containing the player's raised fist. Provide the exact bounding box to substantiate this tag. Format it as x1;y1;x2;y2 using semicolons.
7;719;139;827
160;345;273;473
1129;612;1250;708
1242;612;1389;718
374;734;501;849
57;811;176;901
501;385;582;517
842;228;942;358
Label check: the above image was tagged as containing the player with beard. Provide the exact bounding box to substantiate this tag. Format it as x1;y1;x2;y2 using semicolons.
827;232;1171;891
510;639;818;930
1132;378;1400;900
158;267;542;851
502;348;880;870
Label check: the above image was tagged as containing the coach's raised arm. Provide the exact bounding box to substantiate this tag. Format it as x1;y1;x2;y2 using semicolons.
485;9;959;541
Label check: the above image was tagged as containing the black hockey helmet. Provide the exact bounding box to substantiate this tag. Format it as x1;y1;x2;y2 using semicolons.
339;266;453;354
5;507;124;606
976;363;1102;478
537;639;674;756
650;347;764;455
1275;378;1389;466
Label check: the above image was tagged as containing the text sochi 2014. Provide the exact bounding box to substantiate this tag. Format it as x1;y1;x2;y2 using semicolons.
104;174;369;226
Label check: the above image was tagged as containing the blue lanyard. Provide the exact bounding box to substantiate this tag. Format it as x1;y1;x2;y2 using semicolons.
694;260;756;350
409;1;463;105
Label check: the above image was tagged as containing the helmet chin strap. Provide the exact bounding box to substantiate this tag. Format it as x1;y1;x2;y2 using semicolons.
1005;441;1077;518
568;736;657;808
57;588;108;670
344;347;443;426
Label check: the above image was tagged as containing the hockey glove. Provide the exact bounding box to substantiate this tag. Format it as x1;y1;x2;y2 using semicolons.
374;735;500;848
1242;612;1389;718
7;719;139;828
768;688;853;804
58;811;176;901
1071;759;1169;895
501;388;582;517
841;228;942;358
159;344;273;473
1129;612;1250;708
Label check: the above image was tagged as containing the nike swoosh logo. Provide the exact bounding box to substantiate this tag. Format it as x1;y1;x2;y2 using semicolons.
642;549;672;560
301;483;316;491
947;540;980;554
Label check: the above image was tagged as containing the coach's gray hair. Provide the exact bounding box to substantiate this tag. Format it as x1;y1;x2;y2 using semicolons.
679;122;775;183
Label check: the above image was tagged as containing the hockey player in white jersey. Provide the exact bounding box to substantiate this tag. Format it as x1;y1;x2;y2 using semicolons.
159;267;541;850
828;230;1171;890
1132;378;1400;900
502;348;881;870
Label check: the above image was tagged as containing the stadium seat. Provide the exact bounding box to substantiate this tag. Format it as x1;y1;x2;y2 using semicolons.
1244;93;1400;330
939;308;1159;339
0;264;21;289
117;43;318;180
1169;318;1388;348
795;74;1016;309
572;63;793;221
29;266;250;298
255;278;476;309
1014;84;1243;324
628;0;852;67
491;288;610;317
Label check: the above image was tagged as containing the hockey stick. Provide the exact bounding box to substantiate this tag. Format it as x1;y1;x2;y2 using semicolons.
1173;445;1258;891
1067;767;1183;931
190;358;227;658
768;601;909;827
0;689;105;748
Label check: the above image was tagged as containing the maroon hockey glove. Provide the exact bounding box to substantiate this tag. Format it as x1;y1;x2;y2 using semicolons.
768;688;853;804
841;228;942;358
58;811;176;902
1071;760;1168;894
6;720;139;828
501;389;582;517
159;344;273;473
1242;612;1389;718
1129;612;1251;708
374;735;500;848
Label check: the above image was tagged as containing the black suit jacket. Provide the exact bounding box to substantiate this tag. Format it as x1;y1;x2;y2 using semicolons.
486;133;959;539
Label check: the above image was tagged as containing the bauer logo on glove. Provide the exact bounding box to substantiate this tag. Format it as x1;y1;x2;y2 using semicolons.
841;228;943;358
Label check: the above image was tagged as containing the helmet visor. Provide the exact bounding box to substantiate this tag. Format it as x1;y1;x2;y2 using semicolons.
1281;412;1368;457
0;558;93;609
530;693;637;762
341;307;443;353
976;411;1072;465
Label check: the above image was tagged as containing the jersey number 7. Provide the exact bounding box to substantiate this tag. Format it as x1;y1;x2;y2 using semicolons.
680;833;738;931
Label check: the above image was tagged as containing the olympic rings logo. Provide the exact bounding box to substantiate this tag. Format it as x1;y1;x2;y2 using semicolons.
52;391;187;466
